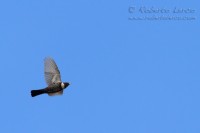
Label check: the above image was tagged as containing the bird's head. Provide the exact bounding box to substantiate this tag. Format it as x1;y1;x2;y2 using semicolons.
61;82;70;89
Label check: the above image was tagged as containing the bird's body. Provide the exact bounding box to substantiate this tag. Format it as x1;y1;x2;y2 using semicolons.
31;57;70;97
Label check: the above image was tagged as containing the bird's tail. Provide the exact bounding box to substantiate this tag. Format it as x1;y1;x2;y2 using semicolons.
31;89;46;97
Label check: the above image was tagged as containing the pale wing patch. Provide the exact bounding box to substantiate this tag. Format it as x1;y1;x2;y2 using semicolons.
48;90;63;96
44;57;61;85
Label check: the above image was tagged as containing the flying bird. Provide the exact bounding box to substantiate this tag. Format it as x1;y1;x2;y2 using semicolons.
31;57;70;97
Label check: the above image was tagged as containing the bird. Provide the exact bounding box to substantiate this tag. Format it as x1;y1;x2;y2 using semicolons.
31;57;70;97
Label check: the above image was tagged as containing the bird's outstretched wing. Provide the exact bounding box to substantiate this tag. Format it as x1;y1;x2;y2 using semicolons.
44;57;61;85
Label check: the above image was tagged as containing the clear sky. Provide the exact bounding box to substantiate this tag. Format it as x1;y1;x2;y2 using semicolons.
0;0;199;133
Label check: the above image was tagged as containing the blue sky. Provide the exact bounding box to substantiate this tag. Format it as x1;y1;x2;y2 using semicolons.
0;0;199;133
